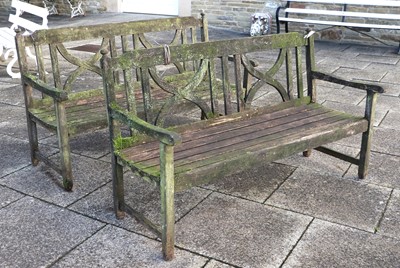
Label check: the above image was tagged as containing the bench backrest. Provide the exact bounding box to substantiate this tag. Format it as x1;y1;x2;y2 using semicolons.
101;32;313;126
9;0;49;32
16;15;208;105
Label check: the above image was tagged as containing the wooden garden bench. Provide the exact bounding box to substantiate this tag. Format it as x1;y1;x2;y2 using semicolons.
0;0;49;78
276;0;400;51
100;32;384;260
15;14;209;190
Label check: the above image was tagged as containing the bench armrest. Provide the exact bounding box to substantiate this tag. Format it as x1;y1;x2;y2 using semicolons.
22;73;68;101
110;103;182;146
311;71;384;93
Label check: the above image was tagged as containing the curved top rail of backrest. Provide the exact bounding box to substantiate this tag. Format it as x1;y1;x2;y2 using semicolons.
110;32;307;70
25;16;205;45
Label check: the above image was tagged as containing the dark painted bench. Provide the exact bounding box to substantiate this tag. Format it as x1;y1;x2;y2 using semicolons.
100;32;384;260
15;14;208;190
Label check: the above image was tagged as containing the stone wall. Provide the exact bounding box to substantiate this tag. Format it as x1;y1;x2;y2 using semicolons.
191;0;273;32
192;0;400;45
0;0;107;14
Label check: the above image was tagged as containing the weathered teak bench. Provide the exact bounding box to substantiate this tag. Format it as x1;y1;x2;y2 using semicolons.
101;32;384;260
0;0;49;78
15;15;208;190
276;0;400;50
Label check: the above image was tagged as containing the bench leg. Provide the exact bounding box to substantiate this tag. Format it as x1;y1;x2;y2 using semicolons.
303;149;312;157
112;157;125;219
160;143;175;261
27;114;39;166
55;102;73;191
22;83;40;166
358;91;377;179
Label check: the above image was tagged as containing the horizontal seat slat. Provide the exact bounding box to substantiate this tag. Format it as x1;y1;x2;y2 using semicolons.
279;18;400;30
285;8;400;20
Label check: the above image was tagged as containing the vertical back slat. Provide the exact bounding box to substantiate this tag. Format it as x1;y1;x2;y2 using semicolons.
233;54;244;112
208;59;218;115
35;45;47;83
221;56;233;115
285;48;294;99
141;68;153;122
49;44;61;89
305;35;317;102
295;46;304;98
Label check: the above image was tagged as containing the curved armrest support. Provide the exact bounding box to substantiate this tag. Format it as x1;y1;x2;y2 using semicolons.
22;73;68;101
311;71;384;93
110;103;182;146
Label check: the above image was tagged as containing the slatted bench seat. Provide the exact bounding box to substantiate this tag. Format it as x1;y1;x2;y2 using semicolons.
100;32;384;260
16;14;209;190
276;0;400;51
0;0;49;78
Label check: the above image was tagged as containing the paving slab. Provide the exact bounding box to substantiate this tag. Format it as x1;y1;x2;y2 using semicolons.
0;103;54;140
0;81;17;90
0;84;25;107
204;260;236;268
0;196;105;268
203;162;295;203
345;152;400;189
379;111;400;130
266;169;391;232
69;179;211;237
356;53;400;65
0;185;24;208
374;94;400;112
344;44;391;56
53;225;207;267
322;100;387;127
315;84;367;105
317;57;370;73
371;128;400;156
378;189;400;239
333;65;388;82
0;153;111;207
176;192;312;268
0;134;31;177
276;143;358;177
41;129;111;159
374;82;400;97
283;219;400;268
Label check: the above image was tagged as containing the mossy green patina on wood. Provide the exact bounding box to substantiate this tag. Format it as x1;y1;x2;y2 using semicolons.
101;32;384;260
16;14;209;191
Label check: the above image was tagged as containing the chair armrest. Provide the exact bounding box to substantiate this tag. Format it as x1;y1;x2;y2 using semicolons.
311;71;384;93
110;103;182;146
22;73;68;101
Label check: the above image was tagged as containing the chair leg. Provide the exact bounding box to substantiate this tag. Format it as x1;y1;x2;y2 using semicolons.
358;131;372;179
160;143;175;261
358;91;378;179
113;157;125;219
26;114;39;166
55;103;73;191
303;149;312;157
